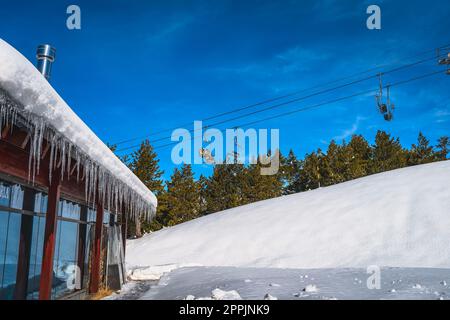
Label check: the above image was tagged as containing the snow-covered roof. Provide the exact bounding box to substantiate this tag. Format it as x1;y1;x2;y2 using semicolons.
0;39;157;219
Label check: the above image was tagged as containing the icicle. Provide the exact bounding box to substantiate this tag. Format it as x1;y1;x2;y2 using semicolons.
0;87;156;222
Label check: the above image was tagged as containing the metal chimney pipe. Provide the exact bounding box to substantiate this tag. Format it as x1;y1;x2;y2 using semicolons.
36;44;56;80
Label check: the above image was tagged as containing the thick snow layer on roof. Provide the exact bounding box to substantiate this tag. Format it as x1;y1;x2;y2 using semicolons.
0;39;156;213
127;161;450;269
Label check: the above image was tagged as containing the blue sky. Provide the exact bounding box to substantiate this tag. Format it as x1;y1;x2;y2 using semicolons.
1;0;449;180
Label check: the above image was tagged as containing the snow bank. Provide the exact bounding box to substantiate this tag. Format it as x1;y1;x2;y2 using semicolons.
182;289;242;300
128;265;180;281
127;161;450;269
211;288;242;300
128;263;201;281
0;39;156;217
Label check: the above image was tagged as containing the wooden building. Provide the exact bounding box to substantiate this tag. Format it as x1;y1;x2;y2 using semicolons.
0;39;157;300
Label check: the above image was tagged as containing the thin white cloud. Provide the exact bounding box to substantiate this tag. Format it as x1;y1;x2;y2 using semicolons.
332;116;366;141
148;15;194;42
209;45;330;81
434;109;450;117
276;46;330;73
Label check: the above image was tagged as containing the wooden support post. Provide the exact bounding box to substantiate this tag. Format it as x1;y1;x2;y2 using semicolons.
77;206;88;290
39;171;61;300
13;188;36;299
89;200;104;294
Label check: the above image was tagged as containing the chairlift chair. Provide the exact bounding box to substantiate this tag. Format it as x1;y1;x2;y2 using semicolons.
384;111;393;121
438;54;450;65
375;74;395;121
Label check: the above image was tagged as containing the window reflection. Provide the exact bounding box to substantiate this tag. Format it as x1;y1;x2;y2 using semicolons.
52;200;81;299
0;182;23;300
0;178;98;300
26;192;47;299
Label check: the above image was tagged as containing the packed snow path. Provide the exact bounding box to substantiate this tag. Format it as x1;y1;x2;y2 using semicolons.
110;266;450;300
127;161;450;270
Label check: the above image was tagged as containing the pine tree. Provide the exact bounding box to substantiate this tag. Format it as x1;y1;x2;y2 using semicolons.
434;136;449;161
165;164;201;226
130;140;164;195
281;149;302;195
370;131;407;173
129;139;164;236
300;150;325;191
347;134;371;179
205;163;247;213
146;189;169;231
323;140;348;185
408;132;435;165
244;151;283;203
244;161;267;203
198;174;209;215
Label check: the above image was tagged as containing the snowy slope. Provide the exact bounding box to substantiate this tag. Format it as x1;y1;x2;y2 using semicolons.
0;39;156;215
127;161;450;270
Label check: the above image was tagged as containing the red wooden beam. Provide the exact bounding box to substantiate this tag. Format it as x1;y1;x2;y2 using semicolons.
89;200;104;294
39;171;61;300
69;162;77;176
13;187;36;299
20;133;31;149
41;142;50;160
7;130;29;148
77;206;88;290
0;140;87;203
1;124;10;139
0;140;49;188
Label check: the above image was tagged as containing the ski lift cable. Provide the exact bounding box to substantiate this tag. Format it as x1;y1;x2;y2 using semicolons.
112;43;450;147
116;55;446;153
147;69;447;151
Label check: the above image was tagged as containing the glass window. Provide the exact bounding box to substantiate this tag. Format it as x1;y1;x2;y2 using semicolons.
58;200;80;220
103;210;111;225
26;215;45;300
0;183;98;300
0;183;10;207
87;208;96;223
0;212;21;299
10;185;24;210
0;211;9;295
26;192;47;300
34;193;48;214
83;223;94;289
52;199;82;299
0;181;24;300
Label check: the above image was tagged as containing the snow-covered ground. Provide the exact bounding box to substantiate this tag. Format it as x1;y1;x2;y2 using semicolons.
127;161;450;270
111;266;450;300
120;161;450;300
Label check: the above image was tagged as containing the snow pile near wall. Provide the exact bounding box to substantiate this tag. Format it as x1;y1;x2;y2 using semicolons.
128;263;200;281
127;161;450;270
0;39;156;218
